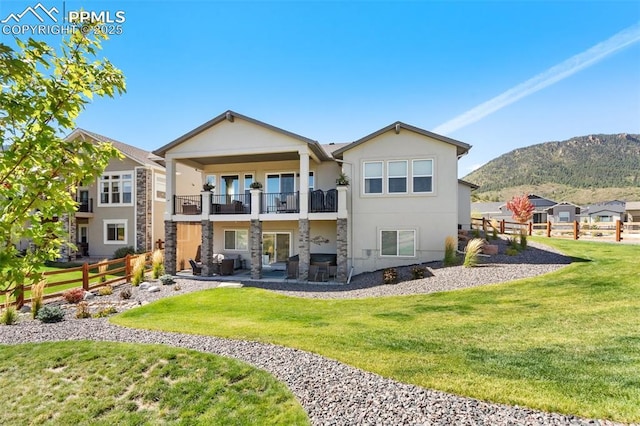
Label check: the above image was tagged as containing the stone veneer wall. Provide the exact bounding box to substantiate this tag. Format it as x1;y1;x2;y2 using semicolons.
298;219;310;281
201;220;214;276
136;168;152;252
59;213;77;261
250;219;262;279
336;218;348;283
164;220;177;275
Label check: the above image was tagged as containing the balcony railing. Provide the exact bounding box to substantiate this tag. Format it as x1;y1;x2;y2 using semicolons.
309;189;338;213
262;192;299;213
77;198;93;213
174;195;202;215
211;194;251;215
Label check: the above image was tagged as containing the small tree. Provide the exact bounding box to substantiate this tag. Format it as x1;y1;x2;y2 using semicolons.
0;25;125;298
506;194;534;249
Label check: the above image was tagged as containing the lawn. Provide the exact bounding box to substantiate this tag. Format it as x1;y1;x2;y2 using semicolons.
113;238;640;422
0;341;308;425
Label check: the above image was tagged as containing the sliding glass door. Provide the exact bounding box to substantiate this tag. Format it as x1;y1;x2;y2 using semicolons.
262;232;291;264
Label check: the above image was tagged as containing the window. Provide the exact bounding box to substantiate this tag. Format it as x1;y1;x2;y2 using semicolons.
99;172;133;205
155;174;166;201
558;211;570;222
380;230;415;257
412;160;433;193
388;161;407;193
104;220;127;244
308;171;315;190
224;229;248;251
205;174;216;187
363;162;383;194
266;173;295;194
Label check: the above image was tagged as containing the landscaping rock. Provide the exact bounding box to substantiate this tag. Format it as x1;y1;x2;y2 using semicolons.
139;282;151;290
147;286;160;293
83;292;95;300
217;282;243;288
19;305;31;313
483;244;499;255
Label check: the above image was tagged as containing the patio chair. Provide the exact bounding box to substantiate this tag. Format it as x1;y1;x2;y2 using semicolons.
287;260;299;279
327;265;337;281
188;259;202;276
220;258;235;276
308;264;320;282
195;245;201;263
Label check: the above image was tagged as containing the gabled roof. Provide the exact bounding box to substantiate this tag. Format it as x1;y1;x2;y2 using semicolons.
587;207;625;215
67;128;163;170
458;179;479;190
153;110;332;161
332;121;471;158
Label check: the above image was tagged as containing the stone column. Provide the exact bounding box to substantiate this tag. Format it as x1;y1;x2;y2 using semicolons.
336;218;348;283
136;168;152;252
250;219;262;279
164;220;177;275
59;213;77;261
201;220;214;276
298;219;310;281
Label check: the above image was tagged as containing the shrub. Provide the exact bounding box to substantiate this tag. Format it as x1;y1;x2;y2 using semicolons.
519;230;528;250
382;268;398;284
36;305;65;323
444;236;457;266
113;246;136;259
151;249;164;279
131;255;146;286
98;285;113;296
75;301;91;319
93;306;117;318
505;247;520;256
464;238;484;268
31;280;46;319
62;287;85;304
119;288;132;300
1;301;18;325
159;274;175;286
411;266;426;280
471;228;481;239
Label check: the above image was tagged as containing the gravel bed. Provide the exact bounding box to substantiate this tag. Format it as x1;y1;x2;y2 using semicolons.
0;240;623;425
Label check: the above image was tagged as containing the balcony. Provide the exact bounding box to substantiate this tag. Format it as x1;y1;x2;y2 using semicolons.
309;189;338;213
211;194;251;215
75;198;94;218
261;192;299;213
174;195;202;215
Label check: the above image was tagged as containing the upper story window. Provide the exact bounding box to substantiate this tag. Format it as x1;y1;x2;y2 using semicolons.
99;172;133;206
412;159;433;193
388;161;407;193
363;162;383;194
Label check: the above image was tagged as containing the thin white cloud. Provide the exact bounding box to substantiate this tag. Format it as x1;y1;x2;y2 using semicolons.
468;163;483;172
432;22;640;135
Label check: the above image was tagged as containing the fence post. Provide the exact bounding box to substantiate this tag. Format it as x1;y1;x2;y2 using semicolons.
528;222;533;236
546;221;552;238
573;221;579;240
482;218;487;234
125;254;132;281
500;220;505;234
82;262;89;291
15;283;24;309
616;219;622;242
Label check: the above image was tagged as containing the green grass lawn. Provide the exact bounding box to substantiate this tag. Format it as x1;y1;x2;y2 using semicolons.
0;341;308;425
113;238;640;422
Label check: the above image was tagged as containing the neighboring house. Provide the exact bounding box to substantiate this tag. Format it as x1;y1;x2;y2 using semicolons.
626;201;640;222
59;129;199;260
546;202;582;223
153;110;472;282
473;194;557;224
471;201;505;220
458;179;479;230
584;204;626;223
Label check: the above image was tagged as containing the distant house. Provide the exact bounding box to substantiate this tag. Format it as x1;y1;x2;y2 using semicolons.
626;201;640;222
584;204;626;223
546;202;582;223
59;129;199;260
472;194;557;224
458;179;479;230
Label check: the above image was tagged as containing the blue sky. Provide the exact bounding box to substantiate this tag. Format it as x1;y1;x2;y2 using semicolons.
2;0;639;177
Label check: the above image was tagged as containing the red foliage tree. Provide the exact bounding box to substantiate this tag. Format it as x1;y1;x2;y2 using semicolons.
506;194;535;223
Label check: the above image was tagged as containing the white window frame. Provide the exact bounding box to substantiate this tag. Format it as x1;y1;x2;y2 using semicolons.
558;211;570;223
387;160;408;194
224;229;249;251
411;159;434;194
103;219;128;245
98;171;134;207
155;173;166;202
379;229;416;257
363;161;384;195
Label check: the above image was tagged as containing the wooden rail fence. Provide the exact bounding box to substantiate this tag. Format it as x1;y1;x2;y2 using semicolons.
471;218;639;242
2;252;157;309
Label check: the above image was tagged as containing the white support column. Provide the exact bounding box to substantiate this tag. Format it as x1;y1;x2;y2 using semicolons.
299;151;310;218
337;185;348;218
200;190;211;218
165;157;177;220
250;189;261;219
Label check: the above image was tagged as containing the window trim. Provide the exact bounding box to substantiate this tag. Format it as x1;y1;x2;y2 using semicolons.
98;171;134;207
224;229;249;251
155;173;166;202
103;219;128;245
379;229;416;257
363;161;384;195
264;171;297;193
411;159;434;194
387;160;408;194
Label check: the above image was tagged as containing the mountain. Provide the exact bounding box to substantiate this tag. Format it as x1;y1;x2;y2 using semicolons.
464;133;640;205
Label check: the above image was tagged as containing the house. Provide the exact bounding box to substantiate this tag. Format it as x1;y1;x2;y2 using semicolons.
458;180;479;230
546;202;582;223
153;110;472;282
583;203;626;223
472;194;557;224
59;129;199;260
626;201;640;222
